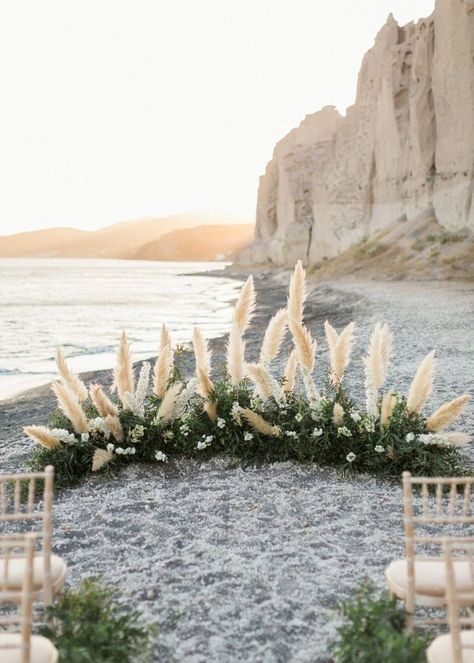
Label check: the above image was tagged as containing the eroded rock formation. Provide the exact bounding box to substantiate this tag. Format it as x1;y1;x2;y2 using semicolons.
243;0;474;266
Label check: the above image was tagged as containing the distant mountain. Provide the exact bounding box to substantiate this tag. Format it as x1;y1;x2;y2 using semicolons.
0;212;254;261
135;224;254;261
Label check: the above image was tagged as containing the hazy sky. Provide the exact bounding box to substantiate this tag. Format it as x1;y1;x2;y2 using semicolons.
1;0;435;234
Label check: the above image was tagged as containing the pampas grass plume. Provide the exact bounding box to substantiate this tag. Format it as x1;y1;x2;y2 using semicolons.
52;381;89;433
380;391;395;428
283;348;298;393
192;327;213;397
157;382;183;423
55;347;88;402
89;384;118;418
260;308;288;364
232;275;256;334
325;321;356;385
240;408;281;437
445;432;471;447
407;349;436;413
92;448;114;472
426;394;470;432
114;331;135;408
227;322;246;385
160;323;171;352
291;321;316;373
153;344;173;399
332;402;344;426
23;425;60;450
204;400;218;423
104;414;123;442
287;260;306;325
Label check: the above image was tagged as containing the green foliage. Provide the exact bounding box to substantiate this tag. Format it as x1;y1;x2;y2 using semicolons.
39;579;155;663
331;580;430;663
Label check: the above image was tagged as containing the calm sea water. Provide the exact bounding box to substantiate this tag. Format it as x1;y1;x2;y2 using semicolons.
0;259;241;401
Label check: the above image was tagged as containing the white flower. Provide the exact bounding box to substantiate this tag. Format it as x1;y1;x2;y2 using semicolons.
350;411;361;422
115;447;125;455
197;434;214;450
346;452;356;463
179;423;190;437
155;450;168;462
217;418;226;429
285;430;298;438
81;432;90;442
417;433;450;447
374;445;385;453
338;426;352;438
406;432;415;443
312;427;323;437
244;432;254;441
130;425;145;442
50;428;76;444
106;443;115;452
363;420;376;433
295;413;303;423
231;402;242;425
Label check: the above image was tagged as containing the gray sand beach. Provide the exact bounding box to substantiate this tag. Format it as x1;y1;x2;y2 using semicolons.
1;271;473;662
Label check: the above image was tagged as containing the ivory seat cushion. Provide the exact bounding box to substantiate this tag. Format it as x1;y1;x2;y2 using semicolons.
386;557;473;601
0;554;66;592
0;634;58;663
427;630;474;663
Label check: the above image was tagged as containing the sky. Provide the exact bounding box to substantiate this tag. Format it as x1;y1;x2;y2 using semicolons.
0;0;435;235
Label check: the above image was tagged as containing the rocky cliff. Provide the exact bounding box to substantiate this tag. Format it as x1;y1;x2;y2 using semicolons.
243;0;474;266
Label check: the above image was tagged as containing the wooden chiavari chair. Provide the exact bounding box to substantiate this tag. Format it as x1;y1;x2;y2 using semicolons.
427;538;474;663
0;466;66;606
0;534;58;663
385;471;474;630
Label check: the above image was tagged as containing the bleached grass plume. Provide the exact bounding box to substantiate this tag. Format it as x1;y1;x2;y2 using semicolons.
92;448;114;472
259;309;288;365
407;349;436;413
246;363;285;404
157;382;183;424
104;415;123;442
153;344;173;399
89;384;118;418
159;323;171;353
239;408;282;438
445;432;471;447
52;381;89;434
23;425;60;450
283;348;298;393
380;391;396;428
55;347;88;402
204;400;218;423
192;327;213;398
173;378;198;419
287;260;306;326
226;322;246;386
363;323;393;416
232;275;256;334
426;394;470;432
291;321;316;374
124;362;151;417
332;403;344;427
113;331;135;408
324;321;356;386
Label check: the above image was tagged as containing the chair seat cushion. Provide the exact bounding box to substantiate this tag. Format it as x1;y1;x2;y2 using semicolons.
386;557;473;600
427;630;474;663
0;633;58;663
0;554;66;592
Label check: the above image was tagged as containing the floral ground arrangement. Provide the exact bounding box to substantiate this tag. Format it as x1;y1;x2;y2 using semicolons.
25;262;471;486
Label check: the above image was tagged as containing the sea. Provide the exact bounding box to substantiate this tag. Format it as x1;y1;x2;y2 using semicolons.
0;258;241;401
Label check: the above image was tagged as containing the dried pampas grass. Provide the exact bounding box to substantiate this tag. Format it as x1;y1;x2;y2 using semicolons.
232;275;256;334
287;260;306;325
114;332;135;408
52;381;89;433
363;323;393;393
204;400;218;422
153;344;173;399
246;363;284;403
226;322;246;385
332;402;344;427
89;384;118;418
445;432;471;447
192;327;213;398
407;350;436;413
283;348;298;393
291;321;316;374
426;394;470;432
23;426;60;450
160;323;171;352
324;321;356;386
55;347;88;402
92;448;114;472
157;382;183;424
259;309;288;365
380;391;396;428
104;414;123;442
239;408;282;437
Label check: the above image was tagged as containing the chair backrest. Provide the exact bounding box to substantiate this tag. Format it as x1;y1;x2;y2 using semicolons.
0;533;37;663
0;466;54;603
443;538;474;663
402;472;474;622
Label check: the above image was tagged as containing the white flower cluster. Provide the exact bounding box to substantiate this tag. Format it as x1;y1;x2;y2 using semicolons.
155;451;168;462
179;423;190;437
129;425;145;443
346;452;356;463
337;426;352;438
312;427;323;437
50;428;76;444
123;362;151;418
417;433;450;447
197;435;214;450
374;445;385;453
285;430;298;439
243;431;253;441
295;413;303;423
88;417;110;438
217;418;226;429
231;402;242;425
115;446;136;456
350;411;361;423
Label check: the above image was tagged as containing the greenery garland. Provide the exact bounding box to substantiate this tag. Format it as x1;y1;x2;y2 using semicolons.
24;262;471;486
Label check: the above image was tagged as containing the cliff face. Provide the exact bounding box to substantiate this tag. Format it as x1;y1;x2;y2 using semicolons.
244;0;474;266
